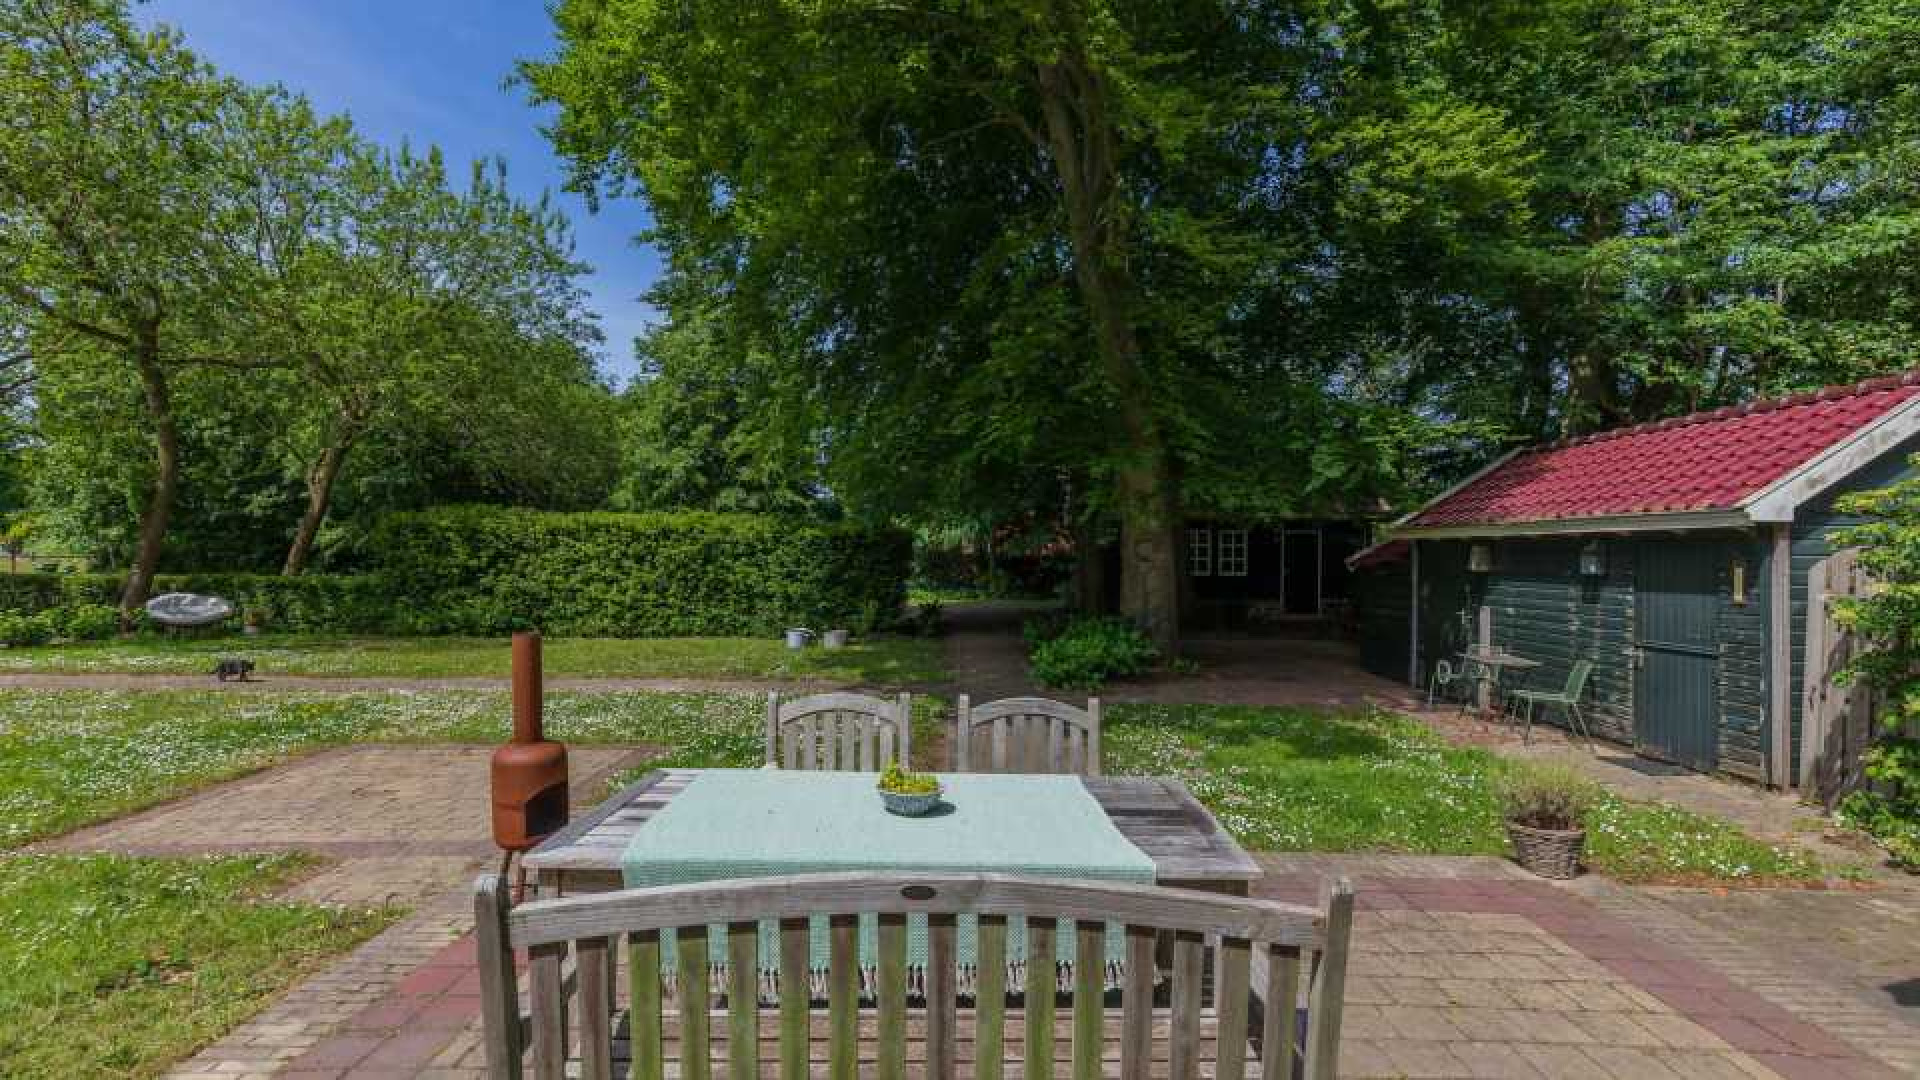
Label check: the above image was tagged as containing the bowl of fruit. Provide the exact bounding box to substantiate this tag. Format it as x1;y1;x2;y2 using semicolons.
877;762;944;817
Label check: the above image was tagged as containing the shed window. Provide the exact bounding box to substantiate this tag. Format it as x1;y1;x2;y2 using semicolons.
1187;528;1212;576
1218;529;1249;577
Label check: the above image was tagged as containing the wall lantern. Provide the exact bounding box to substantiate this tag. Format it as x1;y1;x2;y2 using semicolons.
1578;540;1606;577
1468;542;1493;574
1731;557;1748;606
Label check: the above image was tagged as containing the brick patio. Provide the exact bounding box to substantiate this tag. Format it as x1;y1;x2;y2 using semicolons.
167;853;1914;1079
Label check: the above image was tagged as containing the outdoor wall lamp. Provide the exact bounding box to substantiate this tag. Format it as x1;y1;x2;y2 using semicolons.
1578;540;1606;577
1468;542;1493;573
1731;557;1748;606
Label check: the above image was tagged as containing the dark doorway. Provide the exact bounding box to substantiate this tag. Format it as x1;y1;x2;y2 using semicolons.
1283;530;1321;614
1634;541;1721;772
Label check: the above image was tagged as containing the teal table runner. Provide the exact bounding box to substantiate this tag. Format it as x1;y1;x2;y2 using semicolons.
619;769;1156;978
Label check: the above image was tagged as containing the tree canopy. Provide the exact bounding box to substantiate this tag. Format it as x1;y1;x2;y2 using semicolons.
2;0;615;590
524;0;1920;645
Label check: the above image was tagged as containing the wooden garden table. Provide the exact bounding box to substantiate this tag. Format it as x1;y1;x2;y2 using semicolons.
523;768;1262;900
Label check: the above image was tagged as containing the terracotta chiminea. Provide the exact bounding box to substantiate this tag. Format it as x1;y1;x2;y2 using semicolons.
490;632;568;854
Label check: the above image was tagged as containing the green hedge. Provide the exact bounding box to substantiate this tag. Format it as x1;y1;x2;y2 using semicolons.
0;573;391;633
370;508;911;637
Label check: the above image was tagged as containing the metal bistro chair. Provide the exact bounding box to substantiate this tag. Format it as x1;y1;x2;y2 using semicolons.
953;695;1101;775
765;691;913;771
1426;654;1489;714
1507;659;1596;749
474;870;1357;1080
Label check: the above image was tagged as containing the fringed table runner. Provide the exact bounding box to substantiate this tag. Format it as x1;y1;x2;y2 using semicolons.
619;769;1156;995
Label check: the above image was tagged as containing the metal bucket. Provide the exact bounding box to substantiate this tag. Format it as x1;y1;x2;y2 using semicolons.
822;629;850;649
785;628;813;649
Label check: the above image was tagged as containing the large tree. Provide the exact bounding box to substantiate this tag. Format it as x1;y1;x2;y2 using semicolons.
526;0;1526;649
268;147;606;574
0;0;337;608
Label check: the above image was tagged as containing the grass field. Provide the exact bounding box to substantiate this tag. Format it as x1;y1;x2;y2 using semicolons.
0;853;394;1079
0;633;945;683
1;689;1823;884
1104;703;1825;885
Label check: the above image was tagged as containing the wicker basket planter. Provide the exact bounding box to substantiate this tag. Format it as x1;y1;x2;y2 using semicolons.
1506;822;1586;879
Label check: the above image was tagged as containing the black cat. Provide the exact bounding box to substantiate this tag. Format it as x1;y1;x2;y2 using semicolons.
213;657;256;683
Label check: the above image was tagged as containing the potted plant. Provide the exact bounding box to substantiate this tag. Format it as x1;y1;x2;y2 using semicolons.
1496;765;1595;879
241;608;266;636
876;762;943;817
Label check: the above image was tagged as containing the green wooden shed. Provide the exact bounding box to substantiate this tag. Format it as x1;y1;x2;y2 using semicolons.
1351;373;1920;791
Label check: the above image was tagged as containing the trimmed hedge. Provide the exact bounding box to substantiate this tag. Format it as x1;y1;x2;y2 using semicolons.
370;508;911;637
0;573;392;633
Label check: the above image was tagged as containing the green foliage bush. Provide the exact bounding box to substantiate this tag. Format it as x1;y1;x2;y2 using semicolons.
0;610;56;647
368;507;910;637
54;604;120;641
1833;464;1920;869
1027;615;1158;691
1838;738;1920;870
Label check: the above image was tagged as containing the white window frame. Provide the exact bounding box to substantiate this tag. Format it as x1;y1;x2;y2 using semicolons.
1187;527;1213;577
1217;528;1249;577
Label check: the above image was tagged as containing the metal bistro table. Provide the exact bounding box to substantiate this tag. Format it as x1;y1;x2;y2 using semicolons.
1461;645;1540;725
523;768;1263;899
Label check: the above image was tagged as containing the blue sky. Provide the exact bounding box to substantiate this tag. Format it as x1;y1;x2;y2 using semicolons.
132;1;662;383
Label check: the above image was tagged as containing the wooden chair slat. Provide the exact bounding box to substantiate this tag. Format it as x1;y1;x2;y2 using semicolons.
927;913;958;1080
623;932;661;1080
1025;917;1056;1080
677;926;712;1080
1071;921;1104;1080
528;941;567;1080
976;914;1008;1080
876;913;908;1080
726;922;759;1080
1215;936;1251;1080
1169;931;1204;1080
1260;945;1299;1080
778;919;810;1080
1303;880;1355;1080
1120;924;1156;1080
991;715;1007;773
956;695;973;772
473;876;523;1080
828;914;859;1080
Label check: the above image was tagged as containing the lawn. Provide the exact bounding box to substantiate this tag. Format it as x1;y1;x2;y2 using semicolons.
0;689;769;846
1105;703;1826;885
2;689;1822;884
0;853;394;1079
0;633;945;683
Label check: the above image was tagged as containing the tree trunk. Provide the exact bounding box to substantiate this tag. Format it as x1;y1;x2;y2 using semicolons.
1071;521;1107;614
121;336;177;615
283;441;349;576
1036;56;1182;653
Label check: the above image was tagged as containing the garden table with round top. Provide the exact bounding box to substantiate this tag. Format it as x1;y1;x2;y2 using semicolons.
1459;644;1539;725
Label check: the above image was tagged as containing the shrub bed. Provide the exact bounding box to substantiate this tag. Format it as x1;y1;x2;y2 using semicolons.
1026;614;1158;690
370;507;910;637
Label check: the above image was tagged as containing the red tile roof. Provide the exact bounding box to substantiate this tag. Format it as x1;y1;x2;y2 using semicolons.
1406;373;1920;529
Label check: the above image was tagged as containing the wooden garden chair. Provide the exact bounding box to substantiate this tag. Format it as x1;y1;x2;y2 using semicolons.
1508;659;1596;749
473;870;1357;1080
953;695;1102;775
765;691;912;771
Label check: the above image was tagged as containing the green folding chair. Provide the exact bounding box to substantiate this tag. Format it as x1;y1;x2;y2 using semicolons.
1508;659;1595;749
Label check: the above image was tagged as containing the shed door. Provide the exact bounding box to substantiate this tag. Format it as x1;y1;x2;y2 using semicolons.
1634;542;1720;772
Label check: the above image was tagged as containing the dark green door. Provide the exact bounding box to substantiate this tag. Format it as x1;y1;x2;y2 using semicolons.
1634;542;1720;771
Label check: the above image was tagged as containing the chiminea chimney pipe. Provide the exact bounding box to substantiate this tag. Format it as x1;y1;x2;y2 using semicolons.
511;632;542;743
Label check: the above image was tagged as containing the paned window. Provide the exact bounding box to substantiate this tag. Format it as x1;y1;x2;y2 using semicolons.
1217;529;1249;576
1187;528;1212;576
